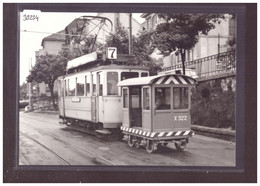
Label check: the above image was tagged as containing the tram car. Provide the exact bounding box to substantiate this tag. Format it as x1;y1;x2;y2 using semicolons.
57;50;150;135
58;49;196;153
118;73;196;153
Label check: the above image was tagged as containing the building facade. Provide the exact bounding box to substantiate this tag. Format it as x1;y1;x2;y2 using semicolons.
34;30;67;96
141;13;236;69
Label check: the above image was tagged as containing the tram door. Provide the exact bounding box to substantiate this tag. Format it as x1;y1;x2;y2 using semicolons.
129;86;142;128
91;73;98;123
142;87;152;131
122;88;130;127
91;72;103;123
58;79;65;117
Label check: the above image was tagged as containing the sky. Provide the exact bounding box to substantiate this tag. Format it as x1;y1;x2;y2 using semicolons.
19;11;145;85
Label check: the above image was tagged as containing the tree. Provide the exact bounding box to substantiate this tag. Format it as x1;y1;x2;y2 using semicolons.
153;13;225;75
19;82;28;100
105;24;129;54
69;34;103;57
105;24;163;75
133;30;163;75
27;52;68;108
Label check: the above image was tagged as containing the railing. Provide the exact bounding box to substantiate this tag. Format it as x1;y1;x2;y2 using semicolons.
160;50;236;79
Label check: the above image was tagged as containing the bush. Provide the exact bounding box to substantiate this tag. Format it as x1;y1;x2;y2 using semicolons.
191;79;236;130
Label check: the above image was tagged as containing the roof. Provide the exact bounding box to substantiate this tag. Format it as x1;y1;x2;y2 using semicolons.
67;51;99;70
41;30;66;46
117;74;196;87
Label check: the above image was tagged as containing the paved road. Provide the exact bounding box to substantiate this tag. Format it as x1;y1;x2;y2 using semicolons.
19;111;236;166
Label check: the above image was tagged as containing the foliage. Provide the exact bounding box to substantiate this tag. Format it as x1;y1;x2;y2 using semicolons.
105;24;163;74
226;37;236;51
191;79;236;129
19;82;28;100
105;24;129;54
27;51;69;108
153;13;225;74
70;34;103;57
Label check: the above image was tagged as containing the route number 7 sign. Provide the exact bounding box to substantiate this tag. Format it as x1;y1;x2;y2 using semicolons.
107;47;117;59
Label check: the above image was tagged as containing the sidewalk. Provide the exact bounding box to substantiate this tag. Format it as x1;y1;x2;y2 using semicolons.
191;125;235;142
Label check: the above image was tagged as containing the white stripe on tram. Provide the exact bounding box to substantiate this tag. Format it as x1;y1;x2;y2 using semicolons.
158;132;165;137
165;76;175;84
151;132;156;137
156;77;165;84
172;77;180;84
178;76;187;84
166;131;173;136
186;78;194;84
184;131;190;135
175;131;182;136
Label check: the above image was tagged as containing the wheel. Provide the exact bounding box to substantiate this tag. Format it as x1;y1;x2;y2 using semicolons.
175;141;187;151
128;135;135;147
146;140;157;153
134;141;140;149
162;143;168;147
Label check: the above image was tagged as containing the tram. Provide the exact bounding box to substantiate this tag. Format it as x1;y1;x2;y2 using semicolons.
57;48;196;153
118;73;196;153
57;49;149;135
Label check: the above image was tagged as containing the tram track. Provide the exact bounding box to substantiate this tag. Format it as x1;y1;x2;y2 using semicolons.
20;131;71;165
20;118;118;165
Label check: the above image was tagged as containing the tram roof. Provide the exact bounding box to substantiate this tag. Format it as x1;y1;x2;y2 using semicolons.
117;74;196;87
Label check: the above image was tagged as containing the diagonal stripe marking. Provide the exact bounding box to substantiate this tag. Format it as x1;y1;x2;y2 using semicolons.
158;132;165;137
178;76;187;84
155;77;165;84
166;131;173;136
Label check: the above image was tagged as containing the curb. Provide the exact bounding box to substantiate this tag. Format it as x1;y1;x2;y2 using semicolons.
191;125;235;142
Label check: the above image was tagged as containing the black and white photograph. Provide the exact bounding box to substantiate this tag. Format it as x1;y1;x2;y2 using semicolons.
3;2;257;183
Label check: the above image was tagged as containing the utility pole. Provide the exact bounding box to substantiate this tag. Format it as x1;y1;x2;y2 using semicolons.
28;58;33;111
129;13;133;55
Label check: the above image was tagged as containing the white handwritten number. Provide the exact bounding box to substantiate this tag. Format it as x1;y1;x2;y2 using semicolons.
23;14;39;21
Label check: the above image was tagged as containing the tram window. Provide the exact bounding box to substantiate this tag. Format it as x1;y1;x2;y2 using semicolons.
107;72;118;95
123;89;129;108
98;73;103;96
92;74;96;96
85;75;90;96
173;87;189;109
76;77;84;96
69;78;76;96
121;72;139;80
130;87;140;108
141;72;148;77
155;87;171;110
143;88;150;110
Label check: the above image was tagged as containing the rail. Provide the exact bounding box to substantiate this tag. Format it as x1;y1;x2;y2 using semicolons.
160;50;236;80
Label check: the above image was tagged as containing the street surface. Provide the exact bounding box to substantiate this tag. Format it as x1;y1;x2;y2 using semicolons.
19;111;236;166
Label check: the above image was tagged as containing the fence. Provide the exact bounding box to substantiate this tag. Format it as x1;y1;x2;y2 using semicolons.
160;50;236;80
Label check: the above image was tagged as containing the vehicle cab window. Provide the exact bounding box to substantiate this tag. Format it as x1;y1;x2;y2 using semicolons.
173;87;189;109
107;72;118;95
155;87;171;110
